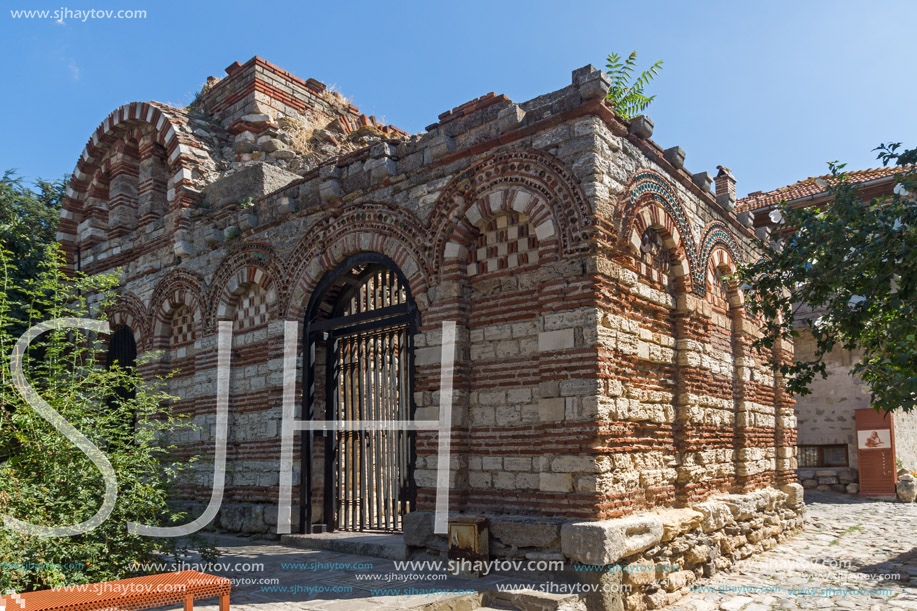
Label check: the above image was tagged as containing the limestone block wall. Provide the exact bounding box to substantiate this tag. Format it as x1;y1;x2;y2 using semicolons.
406;487;804;610
798;467;859;494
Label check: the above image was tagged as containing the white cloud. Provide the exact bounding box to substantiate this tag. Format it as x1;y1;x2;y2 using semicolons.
68;60;80;81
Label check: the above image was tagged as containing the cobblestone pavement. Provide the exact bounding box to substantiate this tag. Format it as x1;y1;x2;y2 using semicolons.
671;490;917;611
183;490;917;610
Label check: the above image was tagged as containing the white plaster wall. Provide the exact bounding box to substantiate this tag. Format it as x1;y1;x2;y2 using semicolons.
793;329;871;468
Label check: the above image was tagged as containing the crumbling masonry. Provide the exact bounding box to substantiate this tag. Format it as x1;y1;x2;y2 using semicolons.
59;57;803;610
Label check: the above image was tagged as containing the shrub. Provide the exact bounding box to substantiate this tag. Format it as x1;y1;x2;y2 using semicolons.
0;245;217;593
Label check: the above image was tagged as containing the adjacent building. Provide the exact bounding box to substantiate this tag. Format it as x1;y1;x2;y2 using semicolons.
738;167;917;497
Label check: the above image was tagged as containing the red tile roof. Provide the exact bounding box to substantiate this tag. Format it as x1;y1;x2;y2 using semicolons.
736;166;908;213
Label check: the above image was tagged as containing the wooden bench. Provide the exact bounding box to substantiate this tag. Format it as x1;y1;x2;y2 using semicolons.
0;570;230;611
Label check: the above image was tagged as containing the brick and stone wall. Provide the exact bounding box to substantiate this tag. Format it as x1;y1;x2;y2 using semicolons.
62;57;803;610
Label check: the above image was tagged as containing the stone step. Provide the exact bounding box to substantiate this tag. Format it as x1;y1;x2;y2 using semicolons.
280;531;408;561
483;589;585;611
418;591;582;611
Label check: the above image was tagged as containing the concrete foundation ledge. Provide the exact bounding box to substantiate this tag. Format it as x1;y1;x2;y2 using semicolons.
691;487;788;530
561;515;663;565
554;487;804;610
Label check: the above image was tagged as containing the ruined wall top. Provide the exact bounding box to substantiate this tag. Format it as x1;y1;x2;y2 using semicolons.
195;56;408;138
59;58;762;281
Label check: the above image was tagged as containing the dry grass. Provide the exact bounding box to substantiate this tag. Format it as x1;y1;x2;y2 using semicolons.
277;116;316;155
348;125;385;141
324;87;352;111
272;85;389;163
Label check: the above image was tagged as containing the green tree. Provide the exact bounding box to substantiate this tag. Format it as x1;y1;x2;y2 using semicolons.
737;144;917;414
0;171;66;333
605;51;663;120
0;244;216;593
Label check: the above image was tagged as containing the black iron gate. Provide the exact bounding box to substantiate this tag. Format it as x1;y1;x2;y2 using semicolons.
303;255;417;533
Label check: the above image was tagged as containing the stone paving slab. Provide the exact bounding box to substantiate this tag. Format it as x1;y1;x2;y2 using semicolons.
281;532;409;561
168;533;532;610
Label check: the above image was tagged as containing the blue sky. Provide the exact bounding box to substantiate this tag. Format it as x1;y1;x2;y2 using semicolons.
1;0;913;197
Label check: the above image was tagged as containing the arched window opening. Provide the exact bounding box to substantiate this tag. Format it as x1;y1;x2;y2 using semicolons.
640;226;672;287
105;325;138;432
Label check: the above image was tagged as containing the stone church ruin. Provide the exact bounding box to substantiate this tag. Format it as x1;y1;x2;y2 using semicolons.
60;57;804;609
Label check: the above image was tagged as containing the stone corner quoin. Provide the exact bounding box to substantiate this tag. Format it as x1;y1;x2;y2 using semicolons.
58;55;802;609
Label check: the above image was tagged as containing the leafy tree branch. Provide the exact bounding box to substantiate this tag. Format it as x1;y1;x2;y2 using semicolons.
606;51;663;120
738;144;917;413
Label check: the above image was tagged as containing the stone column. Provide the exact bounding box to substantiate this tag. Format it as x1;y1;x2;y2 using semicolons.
410;271;470;522
774;337;797;485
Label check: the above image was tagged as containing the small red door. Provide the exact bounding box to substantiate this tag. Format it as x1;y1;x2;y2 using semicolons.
855;408;897;496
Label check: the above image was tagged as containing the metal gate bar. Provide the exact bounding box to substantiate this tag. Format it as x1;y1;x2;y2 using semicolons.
319;265;414;532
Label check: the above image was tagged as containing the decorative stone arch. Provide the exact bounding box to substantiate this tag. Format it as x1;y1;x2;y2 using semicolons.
630;206;689;291
706;246;746;304
699;221;744;300
620;170;698;293
700;221;742;269
148;270;207;353
441;186;563;277
206;242;286;333
708;245;738;275
429;149;591;275
627;203;694;293
58;101;214;267
104;292;149;352
284;202;431;321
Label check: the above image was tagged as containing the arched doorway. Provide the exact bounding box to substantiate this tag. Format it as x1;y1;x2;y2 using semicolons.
302;253;418;533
